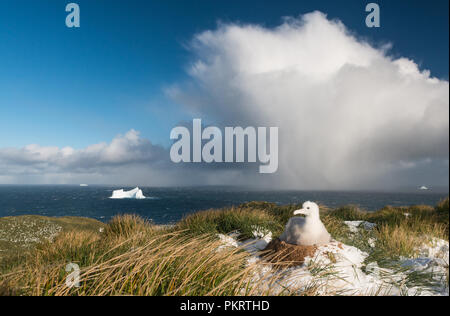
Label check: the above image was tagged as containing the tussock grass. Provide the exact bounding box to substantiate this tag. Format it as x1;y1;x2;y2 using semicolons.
8;234;248;296
176;206;281;240
374;225;424;258
329;205;367;221
34;231;103;267
436;197;450;235
103;214;155;239
0;197;448;296
324;200;448;258
321;214;352;242
0;215;304;296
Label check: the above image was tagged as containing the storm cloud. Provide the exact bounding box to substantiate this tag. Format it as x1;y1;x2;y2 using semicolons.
168;11;449;189
1;12;448;189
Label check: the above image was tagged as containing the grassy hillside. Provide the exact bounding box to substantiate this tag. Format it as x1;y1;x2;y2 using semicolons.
0;198;448;296
0;216;105;266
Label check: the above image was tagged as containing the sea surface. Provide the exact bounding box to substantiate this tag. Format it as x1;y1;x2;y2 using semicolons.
0;186;447;225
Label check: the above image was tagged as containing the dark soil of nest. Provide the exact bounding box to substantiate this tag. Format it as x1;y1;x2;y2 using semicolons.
262;239;318;267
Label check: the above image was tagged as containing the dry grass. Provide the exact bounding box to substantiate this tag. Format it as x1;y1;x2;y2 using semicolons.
323;199;448;259
0;197;448;296
375;225;425;258
0;216;306;296
103;214;155;239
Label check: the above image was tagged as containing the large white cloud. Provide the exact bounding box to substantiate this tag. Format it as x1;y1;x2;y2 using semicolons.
169;11;449;189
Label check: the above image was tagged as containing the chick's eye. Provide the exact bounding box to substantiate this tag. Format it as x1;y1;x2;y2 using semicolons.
307;207;310;209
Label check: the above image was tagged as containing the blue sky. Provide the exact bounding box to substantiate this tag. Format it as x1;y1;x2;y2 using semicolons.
0;0;448;149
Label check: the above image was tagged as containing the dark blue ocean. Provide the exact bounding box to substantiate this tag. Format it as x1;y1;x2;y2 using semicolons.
0;186;447;224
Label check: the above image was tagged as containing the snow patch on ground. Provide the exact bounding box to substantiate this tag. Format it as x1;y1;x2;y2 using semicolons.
368;237;377;248
344;221;376;233
217;233;239;250
217;227;449;296
397;238;449;296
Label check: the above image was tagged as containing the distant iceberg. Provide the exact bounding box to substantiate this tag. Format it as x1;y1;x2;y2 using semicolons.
110;187;146;199
419;186;429;191
80;184;89;187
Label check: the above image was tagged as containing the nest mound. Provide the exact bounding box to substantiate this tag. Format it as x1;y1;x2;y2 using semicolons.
263;239;317;266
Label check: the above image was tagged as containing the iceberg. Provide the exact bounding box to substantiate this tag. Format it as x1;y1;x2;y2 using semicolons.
419;186;429;191
110;187;146;199
80;184;89;187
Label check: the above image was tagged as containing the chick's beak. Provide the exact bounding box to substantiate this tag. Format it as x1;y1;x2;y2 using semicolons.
293;209;306;216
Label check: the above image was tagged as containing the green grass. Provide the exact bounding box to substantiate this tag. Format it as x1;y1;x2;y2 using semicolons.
176;205;282;240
